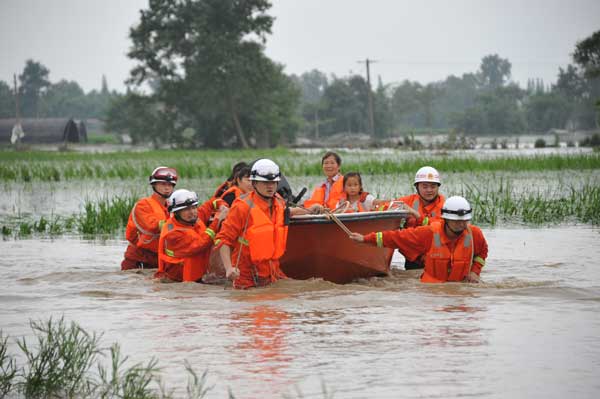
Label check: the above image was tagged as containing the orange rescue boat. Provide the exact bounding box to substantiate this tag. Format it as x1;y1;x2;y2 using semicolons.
280;210;408;284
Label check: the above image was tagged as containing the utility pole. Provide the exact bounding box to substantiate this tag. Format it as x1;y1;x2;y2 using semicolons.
357;58;376;138
13;74;20;123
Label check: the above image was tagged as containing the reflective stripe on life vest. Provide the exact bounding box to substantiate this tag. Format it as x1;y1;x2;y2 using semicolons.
421;222;474;283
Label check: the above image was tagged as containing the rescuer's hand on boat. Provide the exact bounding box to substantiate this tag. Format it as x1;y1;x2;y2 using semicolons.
348;232;364;242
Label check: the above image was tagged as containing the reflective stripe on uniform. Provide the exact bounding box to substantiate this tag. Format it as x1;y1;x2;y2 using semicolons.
212;200;218;209
463;232;472;248
413;199;420;212
238;237;249;246
433;232;442;248
165;248;175;257
376;232;383;248
474;256;485;267
205;228;215;239
422;216;429;226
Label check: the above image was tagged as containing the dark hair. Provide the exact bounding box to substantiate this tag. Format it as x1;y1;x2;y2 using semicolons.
343;172;363;194
233;166;251;185
321;151;341;166
227;161;248;181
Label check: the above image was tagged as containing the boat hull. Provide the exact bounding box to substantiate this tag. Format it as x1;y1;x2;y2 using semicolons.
280;211;407;284
204;211;408;285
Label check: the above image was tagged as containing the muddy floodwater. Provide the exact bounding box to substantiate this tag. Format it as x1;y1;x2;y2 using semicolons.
1;226;599;398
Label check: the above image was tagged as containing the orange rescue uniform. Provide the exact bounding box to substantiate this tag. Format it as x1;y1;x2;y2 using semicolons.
364;221;488;283
121;195;169;270
303;174;344;210
396;193;445;228
215;192;289;289
154;215;220;282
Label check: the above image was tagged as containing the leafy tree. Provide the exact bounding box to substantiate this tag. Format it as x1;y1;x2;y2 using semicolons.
416;83;444;130
478;54;512;89
391;80;422;128
321;76;368;135
125;0;298;148
0;81;14;118
524;92;570;132
40;80;86;117
573;30;600;78
18;60;51;117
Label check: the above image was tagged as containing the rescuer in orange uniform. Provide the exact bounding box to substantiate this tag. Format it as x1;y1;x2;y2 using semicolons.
154;189;226;282
349;196;488;283
121;166;177;270
303;151;345;212
216;159;294;289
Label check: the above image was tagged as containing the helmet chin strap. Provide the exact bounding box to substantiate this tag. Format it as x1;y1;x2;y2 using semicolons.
152;184;173;199
445;222;464;236
252;182;273;201
174;212;197;226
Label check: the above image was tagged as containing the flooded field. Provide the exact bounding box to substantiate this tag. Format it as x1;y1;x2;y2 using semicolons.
1;148;599;398
1;226;599;398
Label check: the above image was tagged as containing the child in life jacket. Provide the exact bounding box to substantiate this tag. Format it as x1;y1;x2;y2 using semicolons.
336;172;375;212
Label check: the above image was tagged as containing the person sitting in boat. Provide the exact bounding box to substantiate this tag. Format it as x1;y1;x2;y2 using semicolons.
210;161;248;203
220;166;253;207
336;172;376;212
379;166;445;228
121;166;177;270
303;151;344;213
216;159;305;289
154;189;226;282
349;196;488;283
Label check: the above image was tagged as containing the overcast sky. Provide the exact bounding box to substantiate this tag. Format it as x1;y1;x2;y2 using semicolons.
1;0;599;93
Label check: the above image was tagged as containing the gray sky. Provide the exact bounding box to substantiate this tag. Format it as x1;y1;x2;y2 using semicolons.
1;0;599;93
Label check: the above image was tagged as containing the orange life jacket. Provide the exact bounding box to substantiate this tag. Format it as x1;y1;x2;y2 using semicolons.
157;216;213;282
421;222;474;283
304;175;344;210
221;185;244;207
339;191;371;212
236;193;288;285
125;195;169;252
399;193;445;226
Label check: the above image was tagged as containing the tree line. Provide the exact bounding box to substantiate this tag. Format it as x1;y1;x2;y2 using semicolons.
0;60;118;121
1;0;598;148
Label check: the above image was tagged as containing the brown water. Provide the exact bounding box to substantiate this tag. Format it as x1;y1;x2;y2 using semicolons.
1;226;600;398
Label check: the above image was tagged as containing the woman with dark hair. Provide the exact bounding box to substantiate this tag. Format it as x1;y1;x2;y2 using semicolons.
220;166;253;207
303;151;344;212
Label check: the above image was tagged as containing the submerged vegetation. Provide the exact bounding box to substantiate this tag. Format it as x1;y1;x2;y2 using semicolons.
1;149;599;182
0;318;214;399
1;181;599;239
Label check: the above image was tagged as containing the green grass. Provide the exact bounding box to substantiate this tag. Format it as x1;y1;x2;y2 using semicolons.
463;180;600;226
1;318;214;399
1;148;599;182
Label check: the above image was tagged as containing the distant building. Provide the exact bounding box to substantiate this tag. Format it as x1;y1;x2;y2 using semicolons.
0;118;87;144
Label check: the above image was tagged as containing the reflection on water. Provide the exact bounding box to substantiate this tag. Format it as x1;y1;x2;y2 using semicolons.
1;226;599;398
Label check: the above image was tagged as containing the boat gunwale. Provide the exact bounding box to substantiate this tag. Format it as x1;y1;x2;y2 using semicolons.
289;210;409;225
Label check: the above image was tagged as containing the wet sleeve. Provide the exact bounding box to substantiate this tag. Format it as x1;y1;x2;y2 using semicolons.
197;198;217;225
133;199;163;233
364;226;432;261
164;228;213;257
214;203;247;249
470;226;488;275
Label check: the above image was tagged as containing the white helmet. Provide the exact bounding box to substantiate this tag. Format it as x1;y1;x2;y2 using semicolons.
168;189;199;213
442;196;472;221
414;166;441;185
250;159;281;182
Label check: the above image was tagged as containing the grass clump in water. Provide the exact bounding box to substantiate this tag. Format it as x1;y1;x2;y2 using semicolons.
16;317;101;399
1;318;215;399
